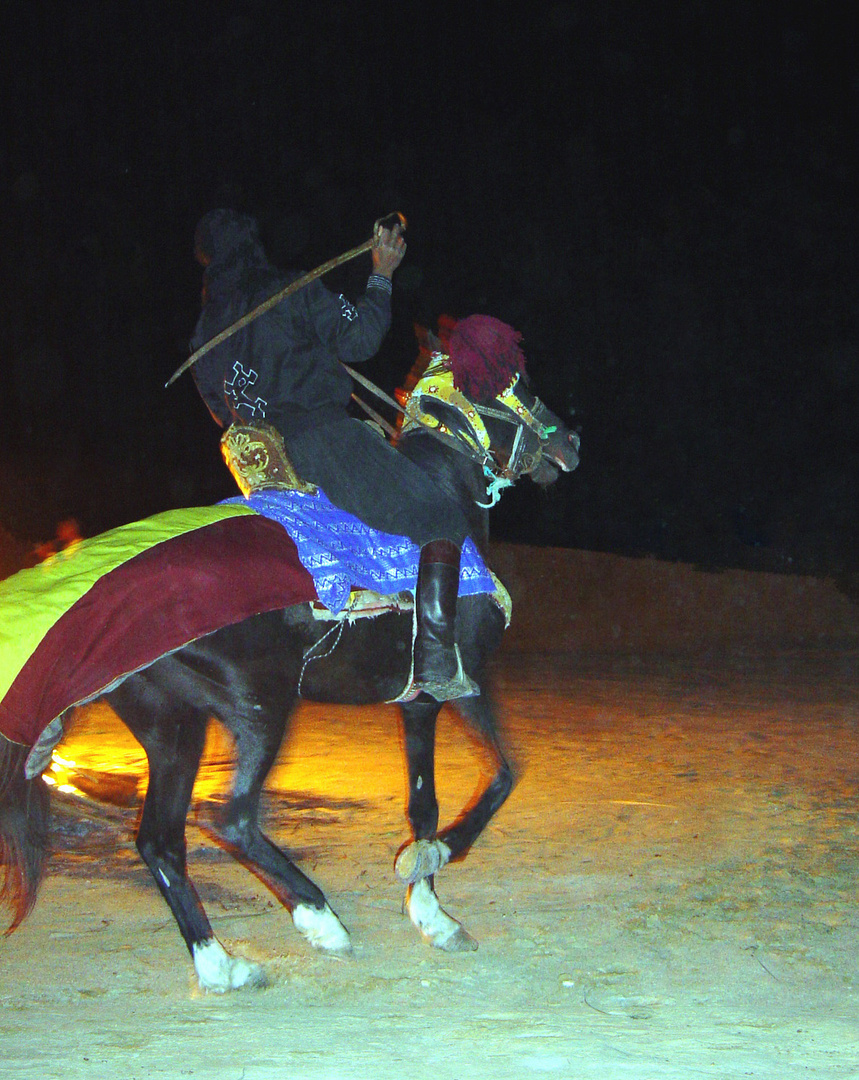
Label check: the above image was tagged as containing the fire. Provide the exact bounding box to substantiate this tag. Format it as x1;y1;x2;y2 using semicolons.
42;751;86;797
39;745;142;806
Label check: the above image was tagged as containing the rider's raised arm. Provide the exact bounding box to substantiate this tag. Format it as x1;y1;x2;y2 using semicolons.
299;274;392;365
299;221;406;365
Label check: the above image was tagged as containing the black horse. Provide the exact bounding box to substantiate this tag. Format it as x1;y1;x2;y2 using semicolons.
0;373;579;991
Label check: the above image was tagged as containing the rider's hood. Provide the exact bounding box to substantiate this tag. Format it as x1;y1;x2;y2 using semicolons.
194;209;277;304
194;209;271;270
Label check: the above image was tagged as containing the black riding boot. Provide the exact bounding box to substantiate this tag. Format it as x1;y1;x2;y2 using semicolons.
412;540;480;701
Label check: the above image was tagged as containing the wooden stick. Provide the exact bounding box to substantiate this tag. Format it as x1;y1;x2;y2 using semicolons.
165;212;405;388
165;238;375;387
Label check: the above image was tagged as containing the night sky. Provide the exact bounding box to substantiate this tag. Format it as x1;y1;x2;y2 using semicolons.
2;3;856;579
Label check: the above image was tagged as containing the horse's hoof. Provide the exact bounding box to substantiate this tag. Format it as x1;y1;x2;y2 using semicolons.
293;902;353;956
406;878;478;953
436;926;479;953
192;938;268;992
395;838;451;884
230;958;269;987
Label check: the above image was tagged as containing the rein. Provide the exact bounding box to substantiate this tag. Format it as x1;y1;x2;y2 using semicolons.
342;363;410;439
343;363;488;466
342;363;544;506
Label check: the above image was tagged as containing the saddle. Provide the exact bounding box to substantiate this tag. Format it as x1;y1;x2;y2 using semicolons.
220;421;415;623
220;420;512;628
221;421;317;497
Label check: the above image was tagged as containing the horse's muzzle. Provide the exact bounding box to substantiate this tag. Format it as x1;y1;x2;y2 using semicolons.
544;430;580;475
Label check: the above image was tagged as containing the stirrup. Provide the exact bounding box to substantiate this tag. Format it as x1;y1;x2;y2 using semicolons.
412;644;480;702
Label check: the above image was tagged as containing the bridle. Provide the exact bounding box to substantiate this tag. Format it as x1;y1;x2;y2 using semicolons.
345;360;557;508
472;387;558;486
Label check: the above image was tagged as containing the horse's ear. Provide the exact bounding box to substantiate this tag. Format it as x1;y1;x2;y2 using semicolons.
415;325;444;354
416;316;454;358
400;326;433;396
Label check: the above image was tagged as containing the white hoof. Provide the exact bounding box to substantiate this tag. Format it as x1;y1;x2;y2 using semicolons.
407;879;478;952
395;838;451;884
192;938;267;992
293;902;352;955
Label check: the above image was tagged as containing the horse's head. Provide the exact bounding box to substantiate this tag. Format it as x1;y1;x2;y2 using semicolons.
399;317;580;514
484;375;580;487
401;355;580;509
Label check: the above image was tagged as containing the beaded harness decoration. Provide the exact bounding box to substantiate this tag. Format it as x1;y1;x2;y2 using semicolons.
402;353;557;505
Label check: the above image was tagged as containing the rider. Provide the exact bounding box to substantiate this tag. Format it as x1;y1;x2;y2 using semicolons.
190;208;478;701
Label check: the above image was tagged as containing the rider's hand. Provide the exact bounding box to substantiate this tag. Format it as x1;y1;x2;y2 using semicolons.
371;222;406;279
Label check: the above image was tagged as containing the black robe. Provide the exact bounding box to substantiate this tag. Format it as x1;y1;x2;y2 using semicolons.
190;215;469;546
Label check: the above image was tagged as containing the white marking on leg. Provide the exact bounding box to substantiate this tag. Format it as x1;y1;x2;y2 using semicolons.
416;775;423;790
192;938;266;992
292;903;352;955
407;879;458;945
407;879;478;952
157;868;170;888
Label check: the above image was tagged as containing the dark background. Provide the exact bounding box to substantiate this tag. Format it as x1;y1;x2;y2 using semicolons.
1;2;856;578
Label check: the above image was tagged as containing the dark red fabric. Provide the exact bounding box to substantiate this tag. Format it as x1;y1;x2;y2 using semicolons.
447;315;527;403
0;516;316;746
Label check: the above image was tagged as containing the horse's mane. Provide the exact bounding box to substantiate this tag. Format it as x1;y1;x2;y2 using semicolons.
397;318;456;404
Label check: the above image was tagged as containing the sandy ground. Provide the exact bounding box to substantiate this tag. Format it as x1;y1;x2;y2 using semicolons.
2;551;859;1079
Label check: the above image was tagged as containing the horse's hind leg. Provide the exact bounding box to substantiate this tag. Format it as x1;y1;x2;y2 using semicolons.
110;684;265;992
209;700;352;956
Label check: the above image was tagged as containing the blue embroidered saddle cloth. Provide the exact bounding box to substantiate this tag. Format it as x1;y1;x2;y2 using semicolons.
222;489;495;613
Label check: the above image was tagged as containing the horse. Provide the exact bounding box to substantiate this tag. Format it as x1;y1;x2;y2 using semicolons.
0;362;579;992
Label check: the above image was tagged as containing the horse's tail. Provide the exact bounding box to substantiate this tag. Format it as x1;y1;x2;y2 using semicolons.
0;735;49;933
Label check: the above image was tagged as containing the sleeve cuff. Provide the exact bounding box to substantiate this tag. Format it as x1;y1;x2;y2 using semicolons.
367;273;393;295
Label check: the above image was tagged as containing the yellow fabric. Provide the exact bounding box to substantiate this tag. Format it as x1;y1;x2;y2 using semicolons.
0;503;257;702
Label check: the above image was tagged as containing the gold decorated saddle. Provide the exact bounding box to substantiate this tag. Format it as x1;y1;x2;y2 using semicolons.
220;421;317;497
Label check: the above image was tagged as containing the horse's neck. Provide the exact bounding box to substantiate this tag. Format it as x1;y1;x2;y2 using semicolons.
455;458;492;550
397;434;490;549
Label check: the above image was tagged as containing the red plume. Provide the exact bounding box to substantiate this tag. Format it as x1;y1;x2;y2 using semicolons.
447;315;527;403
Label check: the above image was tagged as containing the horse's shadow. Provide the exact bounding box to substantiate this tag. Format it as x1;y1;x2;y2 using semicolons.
49;785;370;890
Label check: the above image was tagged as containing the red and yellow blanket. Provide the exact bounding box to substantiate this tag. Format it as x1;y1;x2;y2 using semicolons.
0;505;316;748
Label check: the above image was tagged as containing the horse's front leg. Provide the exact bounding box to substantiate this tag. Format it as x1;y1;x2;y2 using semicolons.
421;598;515;869
435;691;515;861
395;698;477;952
